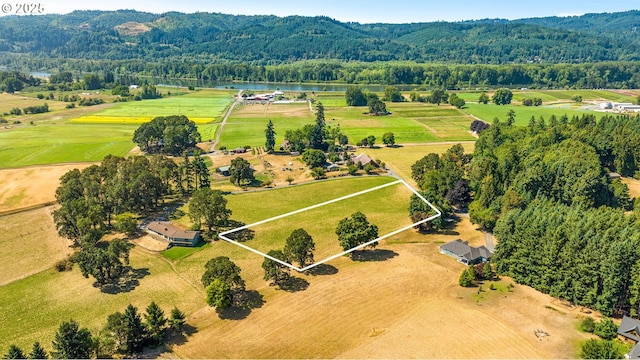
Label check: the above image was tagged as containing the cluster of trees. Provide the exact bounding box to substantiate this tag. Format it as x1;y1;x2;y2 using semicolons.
493;200;640;316
458;262;494;287
21;103;49;114
0;71;39;93
4;303;187;359
345;86;388;115
491;88;513;105
409;144;471;231
133;115;201;155
469;113;638;230
283;102;348;157
579;317;625;359
522;97;542;106
188;187;232;235
262;228;316;286
52;154;210;285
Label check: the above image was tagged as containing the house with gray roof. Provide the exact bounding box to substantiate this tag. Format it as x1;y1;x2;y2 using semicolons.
147;221;200;247
618;316;640;358
439;239;492;265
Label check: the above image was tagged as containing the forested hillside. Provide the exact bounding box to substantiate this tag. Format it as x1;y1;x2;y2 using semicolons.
1;10;640;65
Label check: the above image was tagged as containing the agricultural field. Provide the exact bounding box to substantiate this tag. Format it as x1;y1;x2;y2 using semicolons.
454;89;638;104
218;102;314;150
0;93;68;116
326;102;476;144
0;123;136;168
0;207;71;285
71;89;236;124
0;163;93;212
224;177;413;262
463;103;601;126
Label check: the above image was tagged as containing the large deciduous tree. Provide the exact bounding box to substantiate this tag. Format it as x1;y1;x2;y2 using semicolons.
206;278;232;311
382;132;395;146
345;86;367;106
189;188;232;232
283;228;315;268
133;115;200;155
262;249;291;286
302;149;326;169
492;88;513;105
202;256;246;294
229;157;255;187
335;212;379;253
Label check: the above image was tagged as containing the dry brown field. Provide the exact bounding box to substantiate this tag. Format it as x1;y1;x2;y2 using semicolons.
167;216;590;359
0;207;72;285
0;163;93;213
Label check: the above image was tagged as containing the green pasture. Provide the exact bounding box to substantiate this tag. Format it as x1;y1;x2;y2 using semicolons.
315;92;348;107
70;90;235;124
228;180;413;261
198;124;219;143
463;103;600;126
0;124;136;168
218;103;314;149
326;102;474;144
455;89;636;104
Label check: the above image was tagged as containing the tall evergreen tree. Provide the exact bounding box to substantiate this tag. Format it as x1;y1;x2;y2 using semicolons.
265;120;276;152
51;320;93;359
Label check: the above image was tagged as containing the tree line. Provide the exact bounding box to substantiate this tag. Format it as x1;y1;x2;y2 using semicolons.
3;302;187;358
7;60;640;91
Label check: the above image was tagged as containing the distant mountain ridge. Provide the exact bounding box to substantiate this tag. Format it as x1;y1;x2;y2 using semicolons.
0;9;639;64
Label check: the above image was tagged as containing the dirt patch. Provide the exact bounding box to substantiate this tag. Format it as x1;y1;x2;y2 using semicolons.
114;21;151;36
132;235;169;252
622;177;640;199
0;163;94;212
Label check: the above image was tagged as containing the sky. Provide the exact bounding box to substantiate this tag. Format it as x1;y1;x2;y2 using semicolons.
3;0;639;23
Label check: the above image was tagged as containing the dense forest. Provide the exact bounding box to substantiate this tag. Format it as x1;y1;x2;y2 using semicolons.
459;112;640;316
2;10;640;81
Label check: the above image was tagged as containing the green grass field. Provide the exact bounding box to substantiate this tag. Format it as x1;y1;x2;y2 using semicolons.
226;179;414;261
70;90;235;124
455;89;637;104
327;102;475;144
463;103;600;126
218;103;314;149
0;124;136;168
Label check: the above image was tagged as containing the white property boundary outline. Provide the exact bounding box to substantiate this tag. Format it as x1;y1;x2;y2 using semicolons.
219;179;441;272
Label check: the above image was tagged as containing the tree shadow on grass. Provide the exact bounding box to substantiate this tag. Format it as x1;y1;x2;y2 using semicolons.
304;263;338;276
219;220;255;242
166;324;198;346
218;290;265;320
351;249;398;262
99;267;150;294
278;276;309;293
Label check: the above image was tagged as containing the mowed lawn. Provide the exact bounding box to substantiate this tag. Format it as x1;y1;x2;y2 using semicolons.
0;124;136;168
218;102;314;149
225;178;414;261
70;90;236;124
327;102;475;144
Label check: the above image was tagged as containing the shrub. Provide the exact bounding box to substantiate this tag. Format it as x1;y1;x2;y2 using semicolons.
55;256;74;272
579;317;596;333
594;318;618;340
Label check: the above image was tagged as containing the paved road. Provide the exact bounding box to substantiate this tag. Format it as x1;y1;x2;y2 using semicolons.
211;89;244;150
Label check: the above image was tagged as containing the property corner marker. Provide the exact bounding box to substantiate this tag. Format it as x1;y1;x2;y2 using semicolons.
219;179;441;272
